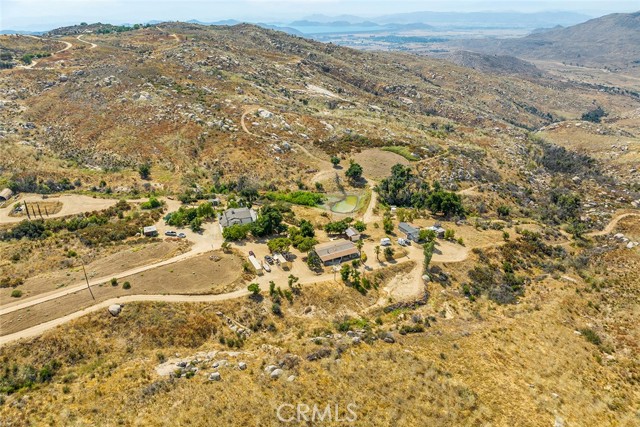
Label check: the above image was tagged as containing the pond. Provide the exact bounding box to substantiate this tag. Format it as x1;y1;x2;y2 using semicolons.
331;195;359;214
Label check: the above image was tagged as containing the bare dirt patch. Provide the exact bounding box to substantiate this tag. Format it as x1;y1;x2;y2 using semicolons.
353;148;411;181
0;251;244;335
4;241;190;302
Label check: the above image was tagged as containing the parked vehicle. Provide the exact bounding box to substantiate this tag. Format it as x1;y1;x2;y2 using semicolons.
265;255;274;264
263;262;271;273
397;238;410;246
249;250;256;257
177;232;186;238
380;238;391;246
165;231;177;237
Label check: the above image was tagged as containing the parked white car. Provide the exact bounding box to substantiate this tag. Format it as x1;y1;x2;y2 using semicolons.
380;238;391;246
263;262;271;273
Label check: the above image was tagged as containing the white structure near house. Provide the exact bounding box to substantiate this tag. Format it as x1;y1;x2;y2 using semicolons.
345;227;361;242
143;225;158;237
219;207;257;230
248;255;263;275
427;225;446;238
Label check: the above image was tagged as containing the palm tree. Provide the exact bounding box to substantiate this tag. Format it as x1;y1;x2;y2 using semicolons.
374;245;380;262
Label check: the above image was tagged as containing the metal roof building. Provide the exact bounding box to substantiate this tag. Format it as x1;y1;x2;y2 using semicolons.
398;222;420;241
313;239;360;266
0;188;13;202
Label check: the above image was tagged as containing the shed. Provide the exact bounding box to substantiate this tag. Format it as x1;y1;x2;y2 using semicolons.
427;225;446;238
312;239;360;266
398;222;420;241
345;227;361;242
274;253;291;270
0;188;13;202
248;255;264;276
143;225;158;237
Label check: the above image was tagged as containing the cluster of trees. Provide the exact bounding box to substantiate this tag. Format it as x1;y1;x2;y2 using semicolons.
340;263;373;295
140;197;162;210
8;174;77;194
1;200;162;246
324;217;366;235
377;164;464;217
222;204;287;241
581;106;607;123
264;191;325;207
165;202;215;232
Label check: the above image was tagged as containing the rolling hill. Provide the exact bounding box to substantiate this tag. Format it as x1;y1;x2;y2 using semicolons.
457;11;640;71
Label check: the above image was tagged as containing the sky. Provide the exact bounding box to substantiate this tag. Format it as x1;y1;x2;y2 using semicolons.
2;0;639;31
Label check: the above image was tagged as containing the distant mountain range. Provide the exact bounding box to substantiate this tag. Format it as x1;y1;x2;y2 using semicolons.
455;11;640;70
301;11;593;29
1;10;595;35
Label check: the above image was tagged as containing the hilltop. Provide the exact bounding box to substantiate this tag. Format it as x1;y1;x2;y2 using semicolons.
457;11;640;72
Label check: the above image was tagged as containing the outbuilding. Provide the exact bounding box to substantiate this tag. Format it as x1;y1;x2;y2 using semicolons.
312;239;360;266
248;255;264;276
0;188;13;202
398;222;420;242
274;253;291;270
345;227;361;242
143;225;158;237
427;225;446;238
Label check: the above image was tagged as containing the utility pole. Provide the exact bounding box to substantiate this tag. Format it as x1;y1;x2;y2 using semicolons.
81;260;95;301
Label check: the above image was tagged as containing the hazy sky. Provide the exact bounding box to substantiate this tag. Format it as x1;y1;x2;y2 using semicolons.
2;0;639;30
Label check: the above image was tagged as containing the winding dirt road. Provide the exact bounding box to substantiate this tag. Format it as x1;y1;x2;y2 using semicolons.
16;37;73;70
76;35;97;49
587;212;640;237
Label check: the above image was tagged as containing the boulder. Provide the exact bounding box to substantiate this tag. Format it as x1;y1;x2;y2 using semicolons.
108;304;122;316
208;372;221;381
287;375;296;382
383;333;395;344
264;365;278;374
59;75;68;82
270;368;284;379
238;362;247;370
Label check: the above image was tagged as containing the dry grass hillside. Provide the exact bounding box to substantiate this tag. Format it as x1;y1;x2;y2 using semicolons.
1;22;638;197
0;22;639;426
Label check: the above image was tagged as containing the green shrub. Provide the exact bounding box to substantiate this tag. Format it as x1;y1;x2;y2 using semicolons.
579;328;602;346
122;281;131;290
110;278;118;286
10;289;22;298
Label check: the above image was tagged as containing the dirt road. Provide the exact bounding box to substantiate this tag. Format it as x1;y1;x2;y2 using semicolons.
0;217;222;316
76;35;97;49
16;37;73;70
587;212;640;237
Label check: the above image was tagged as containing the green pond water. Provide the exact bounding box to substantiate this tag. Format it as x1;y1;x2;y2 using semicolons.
331;195;359;213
